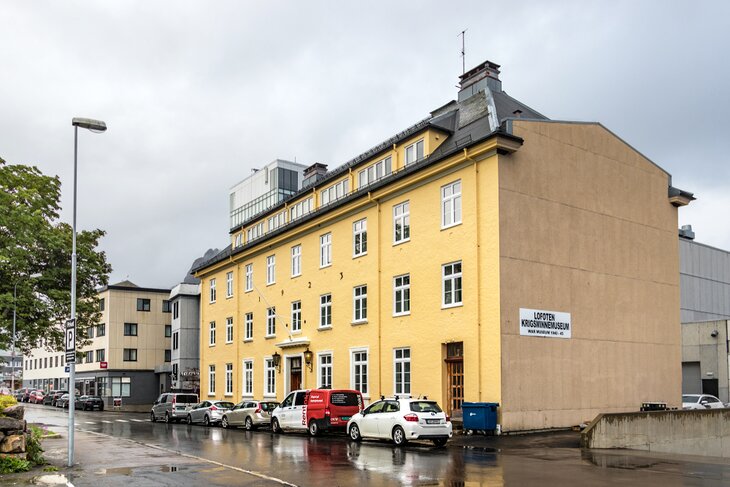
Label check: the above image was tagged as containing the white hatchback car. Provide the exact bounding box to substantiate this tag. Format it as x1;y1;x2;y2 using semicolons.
682;394;725;410
347;397;452;446
271;390;309;433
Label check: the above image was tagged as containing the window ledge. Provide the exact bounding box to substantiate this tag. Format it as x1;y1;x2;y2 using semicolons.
352;253;368;259
243;338;253;343
318;326;333;331
224;394;233;397
351;320;368;326
393;239;410;247
440;222;462;231
291;274;301;279
393;312;411;318
226;295;233;300
320;264;332;269
264;335;276;340
263;394;276;398
441;303;463;310
209;344;216;347
208;393;216;397
225;341;233;345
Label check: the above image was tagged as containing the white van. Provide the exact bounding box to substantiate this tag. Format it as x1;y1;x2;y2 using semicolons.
270;389;309;433
151;392;199;423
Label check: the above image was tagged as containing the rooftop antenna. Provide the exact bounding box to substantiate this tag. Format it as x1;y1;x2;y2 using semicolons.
458;29;467;74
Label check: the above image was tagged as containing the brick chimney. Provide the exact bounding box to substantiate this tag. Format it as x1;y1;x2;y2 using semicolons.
302;163;328;187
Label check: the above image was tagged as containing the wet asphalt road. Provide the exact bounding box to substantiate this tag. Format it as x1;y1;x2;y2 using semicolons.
22;403;730;486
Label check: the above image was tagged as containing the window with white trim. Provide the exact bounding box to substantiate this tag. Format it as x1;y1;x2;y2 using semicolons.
234;233;242;248
208;365;216;395
264;358;276;396
226;271;233;297
353;219;367;257
209;278;216;303
266;307;276;336
405;139;424;165
353;285;367;322
226;317;234;343
394;348;411;395
244;312;253;341
393;274;411;316
320;233;332;267
245;264;253;292
393;201;410;244
442;261;463;307
318;353;332;389
209;321;216;346
243;360;253;396
320;179;349;206
291;245;301;277
246;221;264;242
351;349;368;395
357;156;392;188
441;180;462;228
225;363;233;395
268;211;286;232
320;294;332;328
266;255;276;285
289;197;313;222
291;301;302;333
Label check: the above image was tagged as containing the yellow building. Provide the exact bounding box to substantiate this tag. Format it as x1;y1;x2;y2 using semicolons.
193;60;693;432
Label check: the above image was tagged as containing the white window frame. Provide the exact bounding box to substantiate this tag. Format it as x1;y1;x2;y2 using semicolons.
264;357;276;397
244;312;253;341
246;221;264;242
405;139;424;165
208;364;216;396
266;255;276;285
441;180;462;229
320;233;332;268
291;244;302;277
209;278;216;303
357;156;392;188
393;201;410;244
319;294;332;329
268;211;286;232
266;307;276;337
393;274;411;316
234;233;242;248
226;317;234;343
442;261;463;308
245;264;253;292
353;285;367;323
226;271;234;298
242;359;254;397
209;321;216;346
225;363;233;396
289;197;313;222
320;179;350;206
350;347;369;397
317;351;333;389
394;348;411;395
353;219;367;257
291;301;302;333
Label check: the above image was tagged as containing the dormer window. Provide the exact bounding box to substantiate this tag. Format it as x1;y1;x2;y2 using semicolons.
405;139;424;166
358;156;392;188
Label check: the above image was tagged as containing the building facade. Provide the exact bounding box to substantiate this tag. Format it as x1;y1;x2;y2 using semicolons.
170;283;201;393
194;60;692;431
0;349;23;389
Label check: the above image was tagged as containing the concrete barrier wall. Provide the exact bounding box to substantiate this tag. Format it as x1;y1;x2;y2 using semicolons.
582;409;730;457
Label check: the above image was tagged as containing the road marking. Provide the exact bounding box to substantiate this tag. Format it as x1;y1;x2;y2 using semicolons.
115;419;129;423
101;420;112;424
130;419;145;422
83;430;297;486
84;421;96;424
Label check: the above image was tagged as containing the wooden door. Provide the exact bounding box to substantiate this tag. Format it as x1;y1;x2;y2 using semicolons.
445;342;464;415
290;357;302;391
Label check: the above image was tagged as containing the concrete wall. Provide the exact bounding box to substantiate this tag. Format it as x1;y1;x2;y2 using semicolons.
682;320;730;401
680;238;730;323
583;409;730;458
499;121;683;431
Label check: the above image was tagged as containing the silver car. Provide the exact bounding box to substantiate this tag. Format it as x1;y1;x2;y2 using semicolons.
151;393;199;423
221;400;279;430
186;400;235;426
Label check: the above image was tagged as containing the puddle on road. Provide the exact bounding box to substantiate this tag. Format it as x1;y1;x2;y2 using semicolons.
96;465;181;475
583;451;676;470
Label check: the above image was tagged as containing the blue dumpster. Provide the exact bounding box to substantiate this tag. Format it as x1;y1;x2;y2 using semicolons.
462;402;499;432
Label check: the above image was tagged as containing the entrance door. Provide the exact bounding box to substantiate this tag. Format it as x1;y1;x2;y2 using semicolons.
290;357;302;391
703;378;720;398
445;342;464;416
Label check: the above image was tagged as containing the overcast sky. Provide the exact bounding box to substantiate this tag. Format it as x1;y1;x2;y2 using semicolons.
2;1;728;288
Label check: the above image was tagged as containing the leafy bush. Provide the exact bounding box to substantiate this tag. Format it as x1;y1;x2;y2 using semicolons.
0;455;31;474
26;425;45;465
0;395;17;413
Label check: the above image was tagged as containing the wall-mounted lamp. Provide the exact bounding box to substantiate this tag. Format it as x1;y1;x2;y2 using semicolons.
272;351;281;372
711;330;719;338
303;348;314;371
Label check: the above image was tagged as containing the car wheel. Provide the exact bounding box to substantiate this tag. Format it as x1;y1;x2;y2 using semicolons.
204;415;211;427
432;438;448;447
187;415;193;425
271;418;282;434
308;420;319;437
349;423;362;442
392;426;408;446
245;417;254;431
165;412;172;424
222;416;230;429
150;412;156;422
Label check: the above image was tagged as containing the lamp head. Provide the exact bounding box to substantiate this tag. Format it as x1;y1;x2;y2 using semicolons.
72;117;107;132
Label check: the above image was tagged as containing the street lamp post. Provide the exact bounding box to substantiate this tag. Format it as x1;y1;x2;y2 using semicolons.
11;273;41;391
69;117;106;467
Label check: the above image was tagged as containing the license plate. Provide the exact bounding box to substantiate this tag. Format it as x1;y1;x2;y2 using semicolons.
426;419;441;424
340;416;350;421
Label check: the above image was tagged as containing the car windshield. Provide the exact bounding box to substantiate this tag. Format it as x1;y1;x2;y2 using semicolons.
216;402;235;409
261;402;279;411
409;401;443;413
329;392;361;407
682;395;701;403
176;395;198;403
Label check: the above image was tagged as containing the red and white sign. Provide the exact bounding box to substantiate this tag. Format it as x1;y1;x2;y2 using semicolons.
100;361;108;369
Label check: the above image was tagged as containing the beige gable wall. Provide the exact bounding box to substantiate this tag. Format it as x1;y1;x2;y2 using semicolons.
498;120;681;431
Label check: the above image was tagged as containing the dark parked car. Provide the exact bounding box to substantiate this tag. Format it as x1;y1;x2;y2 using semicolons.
56;393;80;409
50;390;68;407
78;395;104;411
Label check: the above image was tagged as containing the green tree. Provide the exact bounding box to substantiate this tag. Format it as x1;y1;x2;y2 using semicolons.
0;157;111;353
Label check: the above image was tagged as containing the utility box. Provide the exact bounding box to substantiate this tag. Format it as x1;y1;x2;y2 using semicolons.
462;402;499;433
